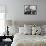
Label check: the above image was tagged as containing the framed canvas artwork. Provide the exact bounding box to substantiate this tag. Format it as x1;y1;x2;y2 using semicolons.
24;5;37;15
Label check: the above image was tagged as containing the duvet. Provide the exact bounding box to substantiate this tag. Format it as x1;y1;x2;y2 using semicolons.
11;33;46;46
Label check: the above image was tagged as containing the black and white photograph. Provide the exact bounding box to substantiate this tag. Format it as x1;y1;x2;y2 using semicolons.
24;5;37;15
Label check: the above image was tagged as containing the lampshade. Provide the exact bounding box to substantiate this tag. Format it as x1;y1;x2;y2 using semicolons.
6;20;12;26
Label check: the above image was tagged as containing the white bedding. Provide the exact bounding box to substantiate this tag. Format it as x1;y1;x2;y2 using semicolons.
11;33;46;46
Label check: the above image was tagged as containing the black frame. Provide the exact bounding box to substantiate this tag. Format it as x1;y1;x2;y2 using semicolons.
24;5;37;15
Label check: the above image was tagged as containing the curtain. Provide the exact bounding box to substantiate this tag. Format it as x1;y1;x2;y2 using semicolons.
0;5;5;36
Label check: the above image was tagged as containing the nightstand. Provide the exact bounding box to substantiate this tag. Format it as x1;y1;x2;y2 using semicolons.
0;36;13;46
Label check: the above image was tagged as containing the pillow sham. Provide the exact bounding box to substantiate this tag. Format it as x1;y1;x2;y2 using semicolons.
42;25;46;35
32;26;41;35
19;27;25;34
24;27;32;35
19;27;32;35
8;26;19;36
24;24;32;29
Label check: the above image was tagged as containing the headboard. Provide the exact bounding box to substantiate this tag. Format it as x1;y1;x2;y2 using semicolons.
15;21;46;27
6;20;46;27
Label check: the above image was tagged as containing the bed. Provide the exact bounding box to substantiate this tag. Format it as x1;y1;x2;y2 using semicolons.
11;21;46;46
11;33;46;46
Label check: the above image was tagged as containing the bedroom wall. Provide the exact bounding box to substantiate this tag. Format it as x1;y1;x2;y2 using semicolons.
23;0;46;22
7;0;46;22
0;0;46;24
14;0;46;22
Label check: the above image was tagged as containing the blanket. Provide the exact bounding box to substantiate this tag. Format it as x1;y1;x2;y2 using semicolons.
11;33;46;46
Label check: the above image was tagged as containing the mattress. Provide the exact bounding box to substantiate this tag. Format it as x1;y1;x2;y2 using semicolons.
11;33;46;46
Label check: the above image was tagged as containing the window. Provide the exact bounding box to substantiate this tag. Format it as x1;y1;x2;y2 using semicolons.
0;5;5;36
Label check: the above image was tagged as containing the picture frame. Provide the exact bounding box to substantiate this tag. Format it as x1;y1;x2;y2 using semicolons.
24;5;37;15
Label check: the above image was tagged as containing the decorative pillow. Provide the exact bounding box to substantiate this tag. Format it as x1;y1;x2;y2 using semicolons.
8;26;19;36
24;27;32;35
42;25;46;35
19;27;25;34
32;27;36;35
32;26;41;35
40;25;45;35
42;25;46;33
24;24;32;35
24;24;32;29
19;27;32;35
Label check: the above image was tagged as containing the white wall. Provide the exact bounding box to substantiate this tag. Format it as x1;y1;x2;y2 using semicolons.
0;0;46;22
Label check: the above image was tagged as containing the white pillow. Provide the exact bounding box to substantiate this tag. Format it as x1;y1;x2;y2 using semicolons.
24;24;32;29
24;24;32;35
8;26;19;36
24;27;32;35
42;25;46;33
32;27;36;35
32;26;41;35
41;25;45;35
19;27;25;34
19;27;32;35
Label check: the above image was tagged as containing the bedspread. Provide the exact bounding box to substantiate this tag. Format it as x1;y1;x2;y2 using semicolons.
11;33;46;46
